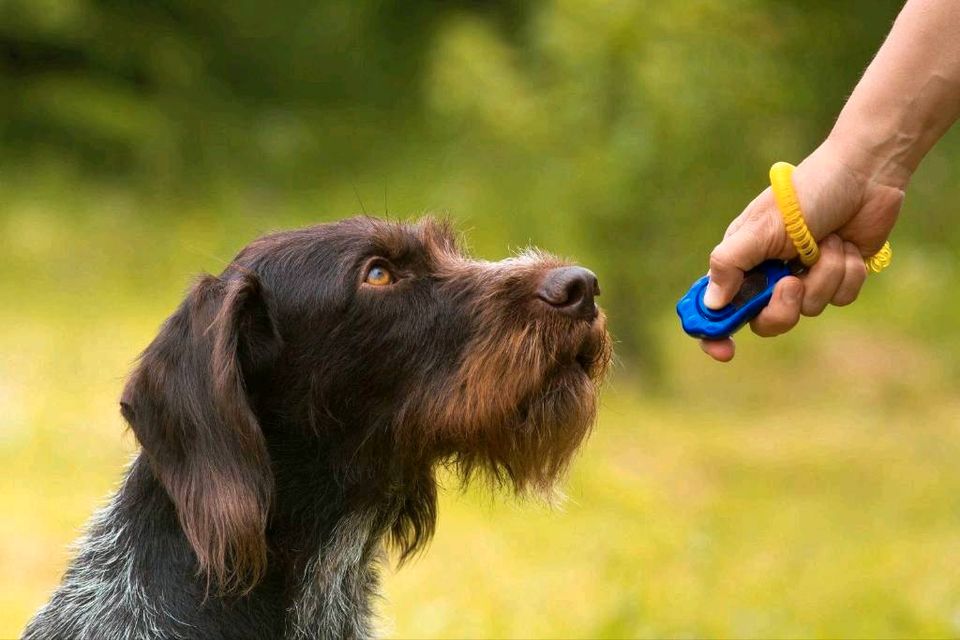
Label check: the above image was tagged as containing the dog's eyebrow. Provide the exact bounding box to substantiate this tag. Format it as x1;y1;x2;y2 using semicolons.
363;220;461;270
368;224;423;263
416;218;461;257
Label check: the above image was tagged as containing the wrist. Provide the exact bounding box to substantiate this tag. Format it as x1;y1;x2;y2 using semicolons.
824;123;914;191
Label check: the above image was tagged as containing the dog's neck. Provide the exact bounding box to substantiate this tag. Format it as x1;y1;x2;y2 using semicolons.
264;425;402;639
259;407;439;638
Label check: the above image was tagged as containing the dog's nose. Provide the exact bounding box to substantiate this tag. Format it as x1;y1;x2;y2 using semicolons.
537;266;600;320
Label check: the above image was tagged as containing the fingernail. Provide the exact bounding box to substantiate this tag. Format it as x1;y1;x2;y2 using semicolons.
784;280;802;305
703;282;723;309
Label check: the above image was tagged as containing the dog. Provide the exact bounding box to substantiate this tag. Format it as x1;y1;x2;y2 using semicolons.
23;216;611;640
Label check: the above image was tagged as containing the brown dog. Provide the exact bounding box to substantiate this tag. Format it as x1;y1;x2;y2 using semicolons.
25;216;611;640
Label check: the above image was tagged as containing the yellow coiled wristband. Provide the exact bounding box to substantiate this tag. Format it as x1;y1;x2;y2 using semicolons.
768;161;892;274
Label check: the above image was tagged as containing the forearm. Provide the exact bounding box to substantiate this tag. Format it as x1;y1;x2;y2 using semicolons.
829;0;960;188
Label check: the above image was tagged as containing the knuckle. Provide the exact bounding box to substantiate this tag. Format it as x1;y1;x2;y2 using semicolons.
834;271;866;308
754;214;788;254
843;240;861;256
708;246;734;274
749;320;776;337
752;306;798;337
852;259;868;282
752;319;786;338
821;243;845;270
801;300;827;317
832;290;859;307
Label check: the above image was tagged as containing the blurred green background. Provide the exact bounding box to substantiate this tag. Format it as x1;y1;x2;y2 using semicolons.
4;0;960;637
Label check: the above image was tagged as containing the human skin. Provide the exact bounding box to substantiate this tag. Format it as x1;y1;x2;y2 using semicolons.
701;0;960;362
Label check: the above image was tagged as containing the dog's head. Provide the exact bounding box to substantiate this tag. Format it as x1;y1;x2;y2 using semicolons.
120;216;611;591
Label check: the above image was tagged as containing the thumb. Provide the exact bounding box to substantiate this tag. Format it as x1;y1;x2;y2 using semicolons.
703;192;787;309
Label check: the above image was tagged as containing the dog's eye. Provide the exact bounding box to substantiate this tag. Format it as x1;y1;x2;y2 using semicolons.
364;264;394;286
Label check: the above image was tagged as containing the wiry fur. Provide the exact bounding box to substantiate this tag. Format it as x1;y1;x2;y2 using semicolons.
24;473;196;640
284;511;383;640
24;216;611;639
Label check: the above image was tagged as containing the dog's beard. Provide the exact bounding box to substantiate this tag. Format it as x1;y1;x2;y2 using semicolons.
414;311;612;499
456;370;599;499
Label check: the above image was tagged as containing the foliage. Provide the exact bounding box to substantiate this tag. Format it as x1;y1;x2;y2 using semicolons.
9;0;958;361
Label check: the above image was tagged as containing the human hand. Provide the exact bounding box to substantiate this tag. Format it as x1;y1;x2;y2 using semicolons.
700;138;904;361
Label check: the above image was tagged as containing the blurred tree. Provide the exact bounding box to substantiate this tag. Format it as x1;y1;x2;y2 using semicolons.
0;0;521;179
5;0;958;369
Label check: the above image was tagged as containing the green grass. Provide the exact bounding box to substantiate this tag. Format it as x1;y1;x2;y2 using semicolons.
4;189;960;638
381;373;960;638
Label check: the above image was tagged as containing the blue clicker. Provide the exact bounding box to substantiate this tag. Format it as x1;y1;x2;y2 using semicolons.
676;260;794;340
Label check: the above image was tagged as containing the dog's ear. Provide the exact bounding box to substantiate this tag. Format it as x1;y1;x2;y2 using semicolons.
120;270;282;593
